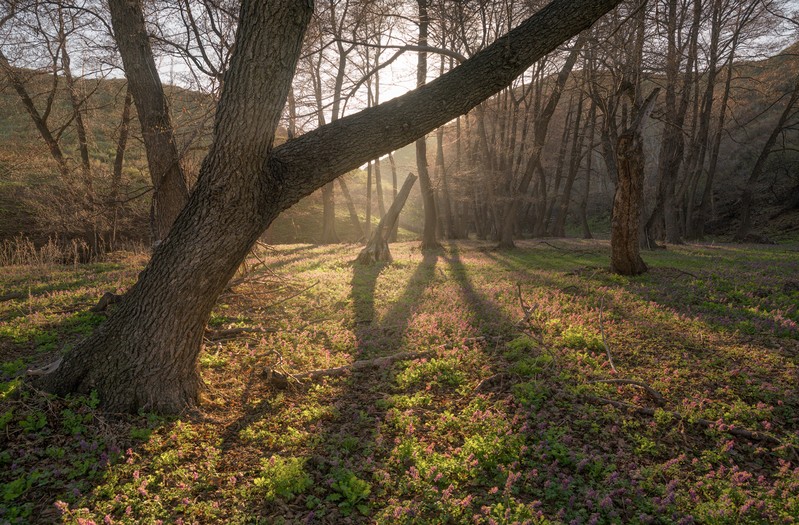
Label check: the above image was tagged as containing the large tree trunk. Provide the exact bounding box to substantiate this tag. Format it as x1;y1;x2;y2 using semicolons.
34;0;314;413
108;0;189;243
32;0;626;414
610;90;658;276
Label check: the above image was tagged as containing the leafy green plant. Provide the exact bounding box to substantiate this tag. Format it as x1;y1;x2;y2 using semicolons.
327;468;371;516
560;325;604;352
252;456;312;501
19;410;46;432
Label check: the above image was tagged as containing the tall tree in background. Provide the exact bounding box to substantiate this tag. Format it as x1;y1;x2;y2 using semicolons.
108;0;189;243
415;0;440;250
30;0;625;413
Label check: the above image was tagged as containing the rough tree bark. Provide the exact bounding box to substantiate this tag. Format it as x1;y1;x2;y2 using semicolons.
610;89;658;276
32;0;626;414
355;174;417;264
108;0;189;243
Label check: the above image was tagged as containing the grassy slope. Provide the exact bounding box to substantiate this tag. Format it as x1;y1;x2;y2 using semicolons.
0;240;798;524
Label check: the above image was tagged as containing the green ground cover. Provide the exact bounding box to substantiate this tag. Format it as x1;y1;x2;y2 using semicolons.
0;240;797;524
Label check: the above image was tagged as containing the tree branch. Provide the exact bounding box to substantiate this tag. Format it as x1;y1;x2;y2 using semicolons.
268;0;625;214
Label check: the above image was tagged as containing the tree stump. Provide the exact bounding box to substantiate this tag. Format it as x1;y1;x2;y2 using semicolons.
356;174;417;264
610;89;658;276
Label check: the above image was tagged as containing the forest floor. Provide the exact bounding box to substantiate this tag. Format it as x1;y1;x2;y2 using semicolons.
0;239;798;524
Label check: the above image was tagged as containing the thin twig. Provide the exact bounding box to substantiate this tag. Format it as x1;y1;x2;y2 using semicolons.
598;296;617;373
587;379;665;405
263;280;319;309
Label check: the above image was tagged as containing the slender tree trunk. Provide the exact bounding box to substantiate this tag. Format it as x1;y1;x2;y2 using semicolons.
110;87;134;249
498;36;584;248
375;158;386;219
696;14;743;238
416;0;440;250
366;161;373;237
107;0;189;244
545;101;575;233
435;125;454;238
0;50;70;178
646;0;700;245
388;152;399;242
580;100;597;239
734;77;799;241
552;94;588;237
337;177;364;241
320;183;340;243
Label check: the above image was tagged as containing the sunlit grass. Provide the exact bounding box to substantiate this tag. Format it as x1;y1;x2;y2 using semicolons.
0;240;797;523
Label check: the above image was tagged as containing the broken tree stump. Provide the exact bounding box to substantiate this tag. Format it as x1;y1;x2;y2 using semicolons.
355;173;417;264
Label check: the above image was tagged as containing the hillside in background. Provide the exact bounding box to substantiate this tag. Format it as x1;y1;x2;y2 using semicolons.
1;41;798;248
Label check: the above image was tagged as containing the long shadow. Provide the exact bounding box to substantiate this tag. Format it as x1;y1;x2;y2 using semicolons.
442;245;518;341
484;241;799;444
208;248;441;522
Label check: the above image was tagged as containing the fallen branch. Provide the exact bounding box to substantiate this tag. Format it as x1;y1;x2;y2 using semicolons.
474;372;512;393
263;280;319;309
585;395;790;449
587;379;665;405
659;267;699;280
262;350;436;389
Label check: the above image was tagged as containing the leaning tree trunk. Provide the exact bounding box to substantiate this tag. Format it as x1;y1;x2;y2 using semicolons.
610;90;658;276
356;174;417;264
31;0;626;414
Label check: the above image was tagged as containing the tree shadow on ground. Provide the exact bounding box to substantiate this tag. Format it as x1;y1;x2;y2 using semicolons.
208;249;442;523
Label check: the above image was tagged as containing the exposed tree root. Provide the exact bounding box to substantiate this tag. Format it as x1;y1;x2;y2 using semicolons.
90;291;124;312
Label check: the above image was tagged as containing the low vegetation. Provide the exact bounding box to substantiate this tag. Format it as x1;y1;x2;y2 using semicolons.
1;240;797;524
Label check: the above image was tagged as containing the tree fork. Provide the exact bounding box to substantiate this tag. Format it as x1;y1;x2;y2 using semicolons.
33;0;625;414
